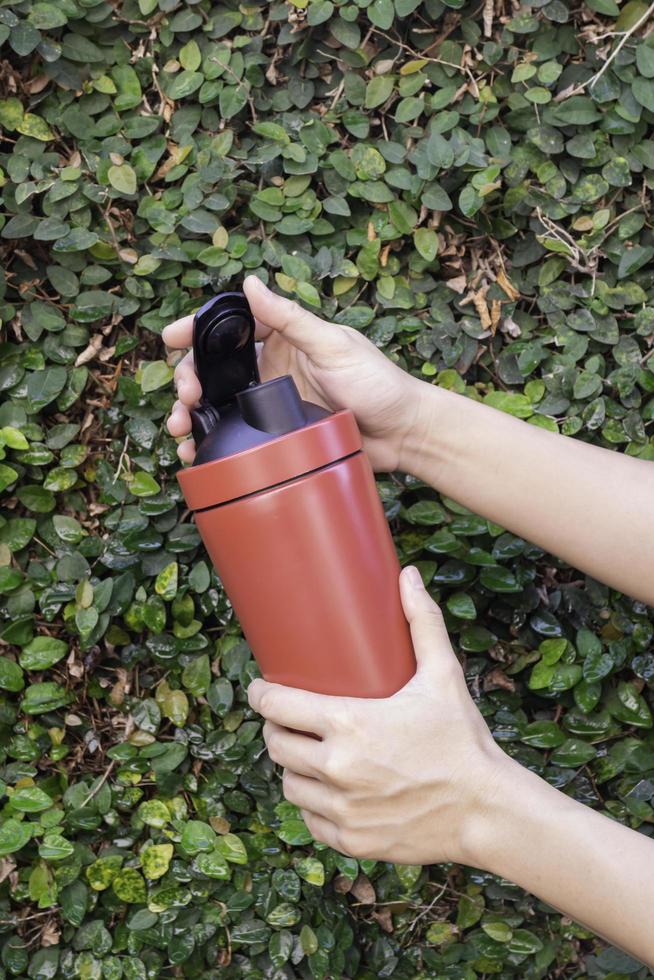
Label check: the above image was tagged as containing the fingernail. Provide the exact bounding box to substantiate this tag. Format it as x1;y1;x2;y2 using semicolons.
404;566;424;590
246;275;266;292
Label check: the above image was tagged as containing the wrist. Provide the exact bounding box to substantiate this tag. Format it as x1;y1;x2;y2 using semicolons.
456;750;562;875
397;379;459;482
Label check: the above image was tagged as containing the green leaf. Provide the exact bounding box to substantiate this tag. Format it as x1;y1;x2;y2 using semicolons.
112;868;147;903
11;786;53;812
138;800;170;829
482;920;512;942
141;843;173;880
19;637;68;671
278;818;313;846
21;681;72;714
16;113;54;141
181;820;217;855
108;164;137;195
155;561;178;599
0;818;32;856
295;856;325;886
414;227;438;262
215;832;248;864
550;738;597;767
39;833;74;860
194;848;231;879
130;472;161;497
368;0;394;29
182;654;211;696
140;360;173;393
0;657;25;692
0;97;24;129
365;75;394;109
446;592;476;620
0;464;18;492
520;721;566;748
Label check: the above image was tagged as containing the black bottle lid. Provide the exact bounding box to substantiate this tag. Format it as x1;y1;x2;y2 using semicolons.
189;290;328;466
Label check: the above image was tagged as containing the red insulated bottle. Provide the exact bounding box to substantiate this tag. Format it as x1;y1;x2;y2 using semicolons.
177;290;415;698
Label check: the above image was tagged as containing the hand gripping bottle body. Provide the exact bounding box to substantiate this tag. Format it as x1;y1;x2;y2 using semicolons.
177;290;416;697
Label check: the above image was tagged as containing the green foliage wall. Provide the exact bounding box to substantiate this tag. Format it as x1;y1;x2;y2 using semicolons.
0;0;653;976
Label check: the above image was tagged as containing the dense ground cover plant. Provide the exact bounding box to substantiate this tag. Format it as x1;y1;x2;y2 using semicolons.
0;0;653;975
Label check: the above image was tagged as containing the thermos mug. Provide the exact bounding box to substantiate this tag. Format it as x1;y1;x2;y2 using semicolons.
176;289;416;698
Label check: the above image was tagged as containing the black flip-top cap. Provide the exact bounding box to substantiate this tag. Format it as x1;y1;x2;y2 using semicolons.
192;292;260;410
189;289;329;459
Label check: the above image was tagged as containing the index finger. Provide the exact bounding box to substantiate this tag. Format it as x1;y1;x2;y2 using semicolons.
248;679;340;737
162;311;272;351
162;314;193;349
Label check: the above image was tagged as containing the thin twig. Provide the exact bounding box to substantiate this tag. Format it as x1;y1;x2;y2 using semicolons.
367;27;482;97
589;0;654;90
406;879;450;936
554;0;654;101
112;435;129;483
79;760;115;808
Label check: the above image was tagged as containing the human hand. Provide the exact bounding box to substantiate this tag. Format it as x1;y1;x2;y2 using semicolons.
247;566;509;866
163;276;424;471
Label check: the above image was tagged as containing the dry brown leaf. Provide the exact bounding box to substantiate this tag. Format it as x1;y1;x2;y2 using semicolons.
25;74;50;95
367;221;376;241
501;315;521;338
497;268;520;301
75;334;104;367
0;858;16;885
490;299;502;336
483;0;494;36
373;907;394;933
109;668;130;707
483;667;515;693
445;275;467;294
471;288;491;330
351;873;376;904
67;650;84;680
210;815;231;834
41;921;61;947
333;874;354;894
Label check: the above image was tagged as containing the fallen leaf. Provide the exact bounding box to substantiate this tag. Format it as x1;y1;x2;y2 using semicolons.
41;920;60;947
483;667;515;693
373;907;394;932
351;873;376;904
446;275;467;294
471;287;491;330
0;858;16;885
490;299;502;335
497;268;520;301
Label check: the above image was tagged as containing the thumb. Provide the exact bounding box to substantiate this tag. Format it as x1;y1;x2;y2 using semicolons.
400;566;454;673
244;275;345;363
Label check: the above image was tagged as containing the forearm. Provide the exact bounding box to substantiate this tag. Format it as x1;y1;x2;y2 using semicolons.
402;382;654;604
463;758;654;966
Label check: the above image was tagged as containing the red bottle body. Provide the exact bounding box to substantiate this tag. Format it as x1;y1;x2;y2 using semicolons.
178;410;415;698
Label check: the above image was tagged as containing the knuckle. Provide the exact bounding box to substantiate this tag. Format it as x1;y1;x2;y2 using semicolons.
332;793;354;824
265;731;283;763
331;701;355;734
257;689;278;718
282;769;298;802
335;828;361;859
321;746;345;783
441;654;465;687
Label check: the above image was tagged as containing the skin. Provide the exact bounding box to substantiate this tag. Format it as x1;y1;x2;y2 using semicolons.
164;275;654;966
